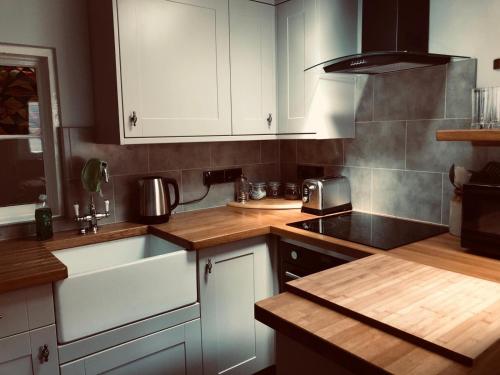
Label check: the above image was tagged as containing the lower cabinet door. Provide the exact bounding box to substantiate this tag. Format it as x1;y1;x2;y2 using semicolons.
199;237;275;375
60;319;202;375
0;325;58;375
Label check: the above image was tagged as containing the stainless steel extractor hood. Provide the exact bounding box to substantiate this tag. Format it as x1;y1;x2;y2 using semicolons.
309;0;468;75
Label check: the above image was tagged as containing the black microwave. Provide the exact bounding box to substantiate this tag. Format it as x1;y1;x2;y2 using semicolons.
461;183;500;256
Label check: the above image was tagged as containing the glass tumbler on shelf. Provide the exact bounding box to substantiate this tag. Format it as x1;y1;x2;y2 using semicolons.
489;87;500;128
472;88;489;129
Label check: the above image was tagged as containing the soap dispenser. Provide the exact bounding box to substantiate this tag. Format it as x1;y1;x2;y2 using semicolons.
35;194;53;240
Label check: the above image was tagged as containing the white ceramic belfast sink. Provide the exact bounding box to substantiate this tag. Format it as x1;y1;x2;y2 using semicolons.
53;235;197;343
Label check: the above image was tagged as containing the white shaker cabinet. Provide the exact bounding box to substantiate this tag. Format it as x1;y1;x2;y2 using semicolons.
60;319;202;375
0;285;59;375
229;0;277;135
277;0;312;135
198;237;276;375
90;0;232;143
277;0;357;138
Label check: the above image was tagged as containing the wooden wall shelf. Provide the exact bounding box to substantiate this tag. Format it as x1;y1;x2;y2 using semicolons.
436;129;500;143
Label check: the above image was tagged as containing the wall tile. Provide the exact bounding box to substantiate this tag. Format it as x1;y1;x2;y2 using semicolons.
181;169;233;211
280;163;298;184
325;166;372;212
297;139;343;165
149;143;211;172
243;163;280;183
211;141;260;167
279;140;297;164
406;119;487;173
374;65;446;121
69;128;148;178
355;75;373;122
345;121;406;169
372;169;443;223
446;59;476;119
261;140;279;164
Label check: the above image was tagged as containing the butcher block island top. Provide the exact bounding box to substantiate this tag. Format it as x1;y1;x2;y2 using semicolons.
286;254;500;366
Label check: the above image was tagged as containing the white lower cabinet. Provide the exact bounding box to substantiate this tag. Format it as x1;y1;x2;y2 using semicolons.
0;325;59;375
60;319;202;375
0;284;58;375
198;236;276;375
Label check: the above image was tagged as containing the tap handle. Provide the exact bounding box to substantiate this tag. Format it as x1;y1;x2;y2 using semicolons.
73;202;80;217
102;162;109;183
104;199;110;213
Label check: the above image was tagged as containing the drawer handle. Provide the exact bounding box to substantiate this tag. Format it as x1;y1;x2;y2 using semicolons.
206;258;213;274
39;345;50;363
285;271;302;280
130;111;138;127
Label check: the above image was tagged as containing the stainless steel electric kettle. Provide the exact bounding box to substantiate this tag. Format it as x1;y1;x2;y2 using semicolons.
138;177;179;224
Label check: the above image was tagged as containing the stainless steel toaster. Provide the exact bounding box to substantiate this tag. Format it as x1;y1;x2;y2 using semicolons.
301;176;352;215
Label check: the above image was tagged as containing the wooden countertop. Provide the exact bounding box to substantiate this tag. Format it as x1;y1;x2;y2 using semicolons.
0;222;148;294
256;293;496;375
0;207;311;293
2;205;500;375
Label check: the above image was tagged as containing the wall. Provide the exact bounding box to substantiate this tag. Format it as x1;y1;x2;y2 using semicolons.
0;0;94;127
60;131;279;224
0;0;281;240
429;0;500;87
282;59;487;225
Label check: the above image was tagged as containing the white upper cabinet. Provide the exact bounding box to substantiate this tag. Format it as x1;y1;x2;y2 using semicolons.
229;0;277;135
277;0;311;134
90;0;232;144
277;0;358;138
118;0;231;138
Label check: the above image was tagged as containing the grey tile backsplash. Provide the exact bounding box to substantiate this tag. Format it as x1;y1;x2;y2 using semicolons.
283;59;488;226
61;128;280;224
0;58;489;241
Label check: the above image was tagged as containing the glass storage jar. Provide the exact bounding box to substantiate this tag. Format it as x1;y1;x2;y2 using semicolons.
284;182;300;200
234;174;250;203
250;182;267;200
267;181;281;199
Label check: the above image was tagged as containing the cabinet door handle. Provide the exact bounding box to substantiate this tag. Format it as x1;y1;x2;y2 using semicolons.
267;113;272;127
206;258;213;274
285;271;301;280
130;111;138;127
38;345;50;363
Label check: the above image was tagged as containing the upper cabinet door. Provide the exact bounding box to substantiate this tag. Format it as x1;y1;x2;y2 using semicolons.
117;0;232;138
277;0;315;135
229;0;277;135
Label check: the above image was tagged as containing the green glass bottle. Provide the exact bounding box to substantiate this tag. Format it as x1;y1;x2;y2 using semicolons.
35;194;53;240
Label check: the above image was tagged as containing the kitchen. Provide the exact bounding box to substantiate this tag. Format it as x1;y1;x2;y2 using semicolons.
0;0;499;374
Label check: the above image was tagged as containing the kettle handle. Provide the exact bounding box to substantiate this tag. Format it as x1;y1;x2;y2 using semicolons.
163;178;180;211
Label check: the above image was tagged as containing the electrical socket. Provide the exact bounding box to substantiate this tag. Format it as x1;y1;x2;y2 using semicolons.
203;170;225;186
203;168;243;186
224;168;243;183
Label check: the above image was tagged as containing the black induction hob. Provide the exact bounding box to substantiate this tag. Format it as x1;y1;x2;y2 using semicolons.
287;211;448;250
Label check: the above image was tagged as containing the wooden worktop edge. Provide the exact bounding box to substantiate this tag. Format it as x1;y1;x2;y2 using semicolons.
254;303;391;375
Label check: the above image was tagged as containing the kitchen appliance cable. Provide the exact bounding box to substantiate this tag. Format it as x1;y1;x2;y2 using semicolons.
179;183;211;205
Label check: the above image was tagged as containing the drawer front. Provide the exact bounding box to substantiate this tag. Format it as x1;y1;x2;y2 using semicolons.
0;284;55;339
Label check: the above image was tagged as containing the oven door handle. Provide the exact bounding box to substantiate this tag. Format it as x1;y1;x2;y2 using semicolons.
285;271;302;280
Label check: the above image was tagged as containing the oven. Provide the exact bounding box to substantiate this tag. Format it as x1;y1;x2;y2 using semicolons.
278;239;357;292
